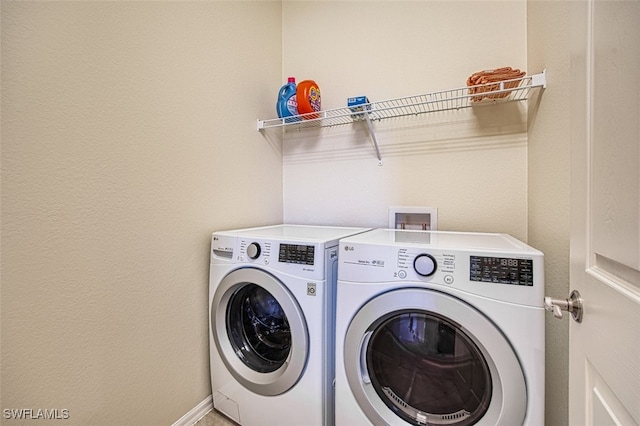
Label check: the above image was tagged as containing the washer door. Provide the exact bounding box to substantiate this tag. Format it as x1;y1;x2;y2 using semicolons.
211;268;308;396
344;288;526;425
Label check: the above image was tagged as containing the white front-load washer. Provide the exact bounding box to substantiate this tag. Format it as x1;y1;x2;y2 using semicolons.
335;229;545;426
209;224;369;426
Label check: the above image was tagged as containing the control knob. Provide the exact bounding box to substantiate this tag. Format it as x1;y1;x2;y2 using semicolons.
414;253;437;276
247;242;261;259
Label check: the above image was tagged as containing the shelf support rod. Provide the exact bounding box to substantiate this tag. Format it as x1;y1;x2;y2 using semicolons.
364;112;383;166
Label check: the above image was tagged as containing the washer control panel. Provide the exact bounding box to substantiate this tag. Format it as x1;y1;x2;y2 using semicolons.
210;234;326;279
246;242;261;259
237;239;274;264
278;243;315;265
239;241;316;265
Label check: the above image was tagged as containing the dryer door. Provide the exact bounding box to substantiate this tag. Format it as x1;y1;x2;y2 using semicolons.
344;288;526;426
211;267;308;396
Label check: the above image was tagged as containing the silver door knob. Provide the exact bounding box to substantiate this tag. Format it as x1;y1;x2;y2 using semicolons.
544;290;584;323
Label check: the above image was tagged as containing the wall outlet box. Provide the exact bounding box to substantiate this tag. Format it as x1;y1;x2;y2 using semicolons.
389;206;438;231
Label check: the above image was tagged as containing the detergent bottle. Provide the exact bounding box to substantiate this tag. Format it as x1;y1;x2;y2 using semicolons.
276;77;299;122
296;79;321;119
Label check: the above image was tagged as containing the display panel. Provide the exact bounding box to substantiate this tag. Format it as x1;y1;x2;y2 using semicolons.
469;256;533;286
278;244;315;265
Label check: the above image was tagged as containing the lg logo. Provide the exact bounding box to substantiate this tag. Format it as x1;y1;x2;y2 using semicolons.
344;245;354;251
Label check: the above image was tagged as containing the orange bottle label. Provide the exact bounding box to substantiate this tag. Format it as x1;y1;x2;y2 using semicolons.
297;80;321;119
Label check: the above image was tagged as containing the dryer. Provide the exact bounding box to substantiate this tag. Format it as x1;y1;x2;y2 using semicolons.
209;224;369;426
335;229;545;426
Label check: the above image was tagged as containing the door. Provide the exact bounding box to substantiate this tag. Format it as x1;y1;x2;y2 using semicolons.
570;1;640;425
211;267;309;396
343;288;527;426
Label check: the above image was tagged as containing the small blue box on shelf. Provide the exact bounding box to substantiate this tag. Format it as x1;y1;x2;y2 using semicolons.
347;96;370;121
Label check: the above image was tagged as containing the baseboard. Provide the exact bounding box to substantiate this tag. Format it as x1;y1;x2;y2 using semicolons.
172;395;213;426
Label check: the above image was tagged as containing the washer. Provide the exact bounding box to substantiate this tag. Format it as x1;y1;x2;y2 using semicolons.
209;224;369;426
335;229;545;426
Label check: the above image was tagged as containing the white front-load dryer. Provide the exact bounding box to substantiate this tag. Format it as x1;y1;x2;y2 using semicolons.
209;224;369;426
335;229;545;426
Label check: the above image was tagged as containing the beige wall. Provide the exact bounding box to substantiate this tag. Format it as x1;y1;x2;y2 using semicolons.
527;2;572;425
1;2;282;424
281;1;530;240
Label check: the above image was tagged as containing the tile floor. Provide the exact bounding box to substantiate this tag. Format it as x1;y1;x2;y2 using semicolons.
195;409;237;426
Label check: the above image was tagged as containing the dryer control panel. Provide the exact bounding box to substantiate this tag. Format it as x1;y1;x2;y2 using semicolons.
470;256;534;286
338;229;544;306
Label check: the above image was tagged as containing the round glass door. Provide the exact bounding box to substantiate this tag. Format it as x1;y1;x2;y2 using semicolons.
226;284;291;373
366;311;491;425
211;268;308;396
344;288;526;426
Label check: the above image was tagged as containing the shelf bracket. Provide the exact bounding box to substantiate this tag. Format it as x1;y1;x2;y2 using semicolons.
363;112;383;166
531;68;547;89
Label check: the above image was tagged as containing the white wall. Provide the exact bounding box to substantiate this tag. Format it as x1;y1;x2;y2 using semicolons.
281;1;530;240
1;2;282;424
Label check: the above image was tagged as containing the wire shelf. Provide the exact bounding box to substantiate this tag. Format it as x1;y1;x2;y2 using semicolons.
257;70;546;131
